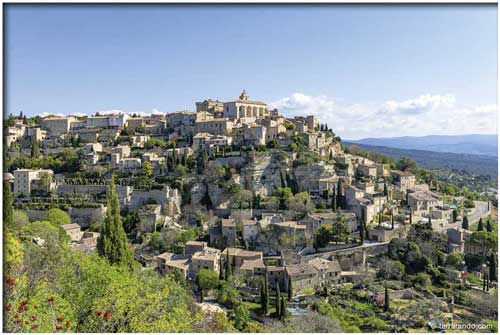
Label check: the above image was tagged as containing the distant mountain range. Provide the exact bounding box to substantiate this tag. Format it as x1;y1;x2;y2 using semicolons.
346;134;498;157
342;142;498;179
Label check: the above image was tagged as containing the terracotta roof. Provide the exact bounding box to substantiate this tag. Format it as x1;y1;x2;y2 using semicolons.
286;263;318;277
239;258;266;271
222;247;262;258
308;258;341;272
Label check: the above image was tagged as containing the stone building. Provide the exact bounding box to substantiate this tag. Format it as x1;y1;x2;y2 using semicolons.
392;171;416;191
13;168;54;196
223;90;270;120
40;116;76;137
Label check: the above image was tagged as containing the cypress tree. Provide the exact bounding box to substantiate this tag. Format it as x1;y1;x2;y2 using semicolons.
409;210;413;225
462;216;469;230
264;273;269;314
97;175;135;270
489;253;497;281
359;220;365;245
331;190;337;212
391;213;395;230
478;218;484;231
383;182;388;196
3;183;14;230
452;209;458;222
483;273;486;291
287;276;293;300
427;216;432;229
275;281;281;318
30;138;39;158
225;249;232;280
280;297;287;320
219;257;224;281
260;276;269;315
486;219;493;232
384;285;390;312
336;180;343;209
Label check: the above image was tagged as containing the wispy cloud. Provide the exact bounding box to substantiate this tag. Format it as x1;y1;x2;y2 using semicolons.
270;92;497;139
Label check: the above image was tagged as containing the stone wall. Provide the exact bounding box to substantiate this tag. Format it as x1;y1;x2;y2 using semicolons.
68;206;107;228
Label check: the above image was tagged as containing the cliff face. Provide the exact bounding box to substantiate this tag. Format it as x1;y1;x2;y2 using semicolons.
293;162;335;192
240;151;291;197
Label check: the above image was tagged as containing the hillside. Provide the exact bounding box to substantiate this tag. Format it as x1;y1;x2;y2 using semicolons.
343;142;498;179
347;134;498;157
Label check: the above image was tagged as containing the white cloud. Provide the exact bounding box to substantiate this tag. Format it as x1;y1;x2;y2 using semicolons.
382;94;456;115
270;92;497;139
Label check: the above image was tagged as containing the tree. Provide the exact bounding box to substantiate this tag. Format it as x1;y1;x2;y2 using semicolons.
395;157;417;172
197;269;219;303
224;249;232;280
4;183;14;230
336;180;343;209
31;138;39;158
288;277;293;300
260;275;269;314
142;161;153;178
275;282;281;318
462;216;469;230
391;212;395;230
478;218;484;231
331;190;337;212
332;216;350;244
384;285;390;312
313;224;332;250
488;253;497;281
96;175;135;270
452;209;458;222
280;297;288;320
383;182;388;196
234;304;250;331
45;208;71;226
486;219;493;232
359;221;365;245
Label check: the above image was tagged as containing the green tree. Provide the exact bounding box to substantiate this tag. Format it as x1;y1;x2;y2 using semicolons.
196;269;219;303
336;180;343;209
478;218;484;231
260;275;269;315
234;304;250;331
31;138;39;158
275;281;281;318
489;253;497;281
359;220;365;245
280;297;288;320
142;161;153;178
383;182;388;196
452;209;458;222
96;175;135;270
331;190;337;212
224;249;232;280
288;277;293;300
462;216;469;230
45;208;71;226
486;219;493;232
3;183;14;230
384;285;390;312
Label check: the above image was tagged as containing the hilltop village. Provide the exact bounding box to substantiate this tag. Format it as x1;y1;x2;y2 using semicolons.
4;91;498;332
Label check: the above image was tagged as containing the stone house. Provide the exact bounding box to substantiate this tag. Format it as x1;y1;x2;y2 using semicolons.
285;263;319;293
222;247;263;271
392;171;416;191
62;223;83;242
157;252;191;279
191;248;221;278
307;257;342;287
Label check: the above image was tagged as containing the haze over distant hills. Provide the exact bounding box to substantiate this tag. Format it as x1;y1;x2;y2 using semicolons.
346;134;498;157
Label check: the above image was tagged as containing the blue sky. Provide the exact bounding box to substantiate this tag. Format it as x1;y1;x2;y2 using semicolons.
5;4;498;139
